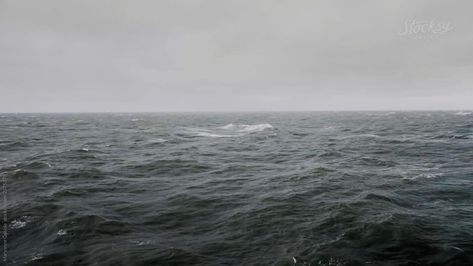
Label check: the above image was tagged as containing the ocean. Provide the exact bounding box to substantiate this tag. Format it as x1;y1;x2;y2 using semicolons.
1;111;472;265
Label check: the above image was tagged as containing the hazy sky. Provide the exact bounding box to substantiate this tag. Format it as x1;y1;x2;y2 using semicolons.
1;0;472;112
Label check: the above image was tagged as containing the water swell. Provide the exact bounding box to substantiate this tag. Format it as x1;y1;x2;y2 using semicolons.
218;123;273;132
454;111;472;116
57;215;132;236
123;159;212;177
180;123;274;138
4;169;40;181
0;140;29;151
3;113;473;266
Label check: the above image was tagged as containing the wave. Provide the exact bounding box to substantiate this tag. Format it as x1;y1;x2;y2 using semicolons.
57;215;132;236
10;218;29;229
339;134;383;139
7;169;40;180
454;111;472;116
147;138;168;144
57;229;67;236
14;161;52;170
336;134;416;144
182;123;274;138
0;141;29;151
194;131;237;138
218;123;273;132
123;159;211;177
360;156;398;167
402;172;443;180
431;133;470;140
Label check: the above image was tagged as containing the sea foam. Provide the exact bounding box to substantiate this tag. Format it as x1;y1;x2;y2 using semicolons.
454;111;472;116
184;123;274;138
218;123;273;133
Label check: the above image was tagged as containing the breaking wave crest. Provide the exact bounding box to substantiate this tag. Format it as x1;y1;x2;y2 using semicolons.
454;111;472;116
182;123;274;138
218;123;273;132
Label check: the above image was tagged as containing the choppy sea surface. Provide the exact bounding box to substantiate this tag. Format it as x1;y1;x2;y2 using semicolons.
1;112;473;266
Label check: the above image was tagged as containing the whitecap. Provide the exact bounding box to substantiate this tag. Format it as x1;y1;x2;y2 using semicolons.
180;127;232;138
32;253;44;261
57;229;67;236
182;123;273;138
130;240;151;246
382;111;397;115
238;123;273;132
423;173;443;178
402;172;443;180
10;220;27;229
454;111;472;116
218;123;236;130
217;123;273;133
195;131;239;138
10;217;31;229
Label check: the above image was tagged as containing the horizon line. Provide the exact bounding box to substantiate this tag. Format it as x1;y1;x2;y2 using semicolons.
1;109;472;114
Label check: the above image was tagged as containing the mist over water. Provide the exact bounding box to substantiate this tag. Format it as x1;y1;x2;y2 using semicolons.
1;112;473;265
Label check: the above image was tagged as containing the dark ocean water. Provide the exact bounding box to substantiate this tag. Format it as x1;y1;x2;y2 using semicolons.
1;112;473;266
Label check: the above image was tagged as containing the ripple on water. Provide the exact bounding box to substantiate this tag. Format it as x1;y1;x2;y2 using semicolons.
3;112;473;265
123;159;212;177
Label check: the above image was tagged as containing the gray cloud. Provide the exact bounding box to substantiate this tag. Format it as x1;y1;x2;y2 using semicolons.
1;0;472;112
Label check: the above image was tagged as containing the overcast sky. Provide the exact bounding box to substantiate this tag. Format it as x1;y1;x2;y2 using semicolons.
1;0;472;112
